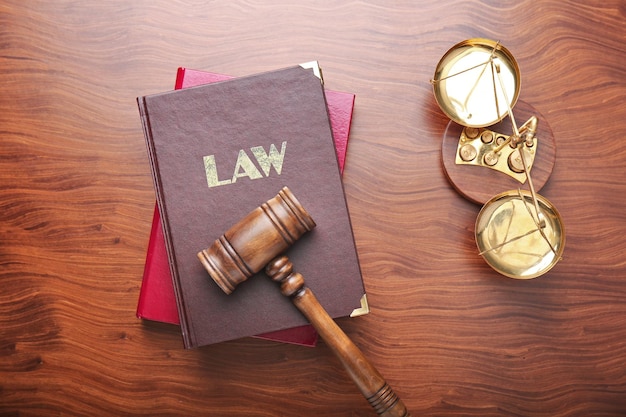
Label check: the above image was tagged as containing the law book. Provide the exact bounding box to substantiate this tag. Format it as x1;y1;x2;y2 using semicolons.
136;67;356;347
137;62;367;348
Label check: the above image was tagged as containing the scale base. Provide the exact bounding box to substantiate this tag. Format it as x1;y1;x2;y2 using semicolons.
441;100;557;205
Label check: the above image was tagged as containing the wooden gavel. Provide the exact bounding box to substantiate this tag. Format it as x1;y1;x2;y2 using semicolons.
198;187;410;417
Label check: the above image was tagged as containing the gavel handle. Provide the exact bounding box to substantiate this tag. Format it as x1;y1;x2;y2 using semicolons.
266;257;411;417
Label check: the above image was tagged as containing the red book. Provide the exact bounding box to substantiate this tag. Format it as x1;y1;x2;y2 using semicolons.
137;67;355;347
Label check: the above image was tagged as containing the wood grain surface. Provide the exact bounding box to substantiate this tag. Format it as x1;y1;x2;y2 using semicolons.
1;1;625;416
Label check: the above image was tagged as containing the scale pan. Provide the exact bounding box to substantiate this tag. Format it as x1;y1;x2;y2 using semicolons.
475;190;565;279
433;38;521;128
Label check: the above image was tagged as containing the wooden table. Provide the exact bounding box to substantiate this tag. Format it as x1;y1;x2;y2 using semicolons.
2;1;625;416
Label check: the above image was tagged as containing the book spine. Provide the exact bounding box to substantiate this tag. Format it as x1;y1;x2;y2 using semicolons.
135;204;159;318
174;67;186;90
137;97;193;347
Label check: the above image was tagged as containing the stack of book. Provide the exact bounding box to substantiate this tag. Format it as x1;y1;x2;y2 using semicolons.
136;63;367;349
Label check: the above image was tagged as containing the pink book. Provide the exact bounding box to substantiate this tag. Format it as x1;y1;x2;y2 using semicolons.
137;67;355;347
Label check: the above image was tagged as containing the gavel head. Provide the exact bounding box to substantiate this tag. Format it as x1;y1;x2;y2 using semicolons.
197;187;316;294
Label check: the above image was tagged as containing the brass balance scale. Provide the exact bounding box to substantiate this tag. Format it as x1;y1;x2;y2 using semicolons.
432;39;565;279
